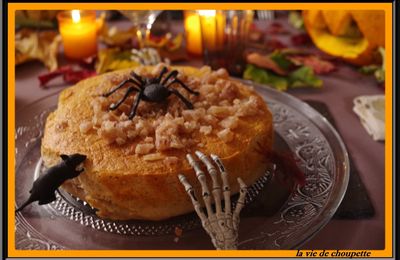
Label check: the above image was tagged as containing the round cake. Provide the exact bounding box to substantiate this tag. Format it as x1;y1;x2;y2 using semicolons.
41;64;274;221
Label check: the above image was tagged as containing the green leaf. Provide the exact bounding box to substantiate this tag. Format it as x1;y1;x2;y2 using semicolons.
288;11;304;30
288;66;323;88
243;64;289;91
270;51;293;71
359;47;385;83
113;50;133;60
359;65;380;75
374;69;385;83
243;64;323;91
375;47;385;83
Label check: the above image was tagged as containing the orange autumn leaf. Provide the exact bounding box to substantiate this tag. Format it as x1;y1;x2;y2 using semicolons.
15;29;61;71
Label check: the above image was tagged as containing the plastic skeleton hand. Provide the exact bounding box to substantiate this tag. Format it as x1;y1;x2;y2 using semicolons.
178;151;248;250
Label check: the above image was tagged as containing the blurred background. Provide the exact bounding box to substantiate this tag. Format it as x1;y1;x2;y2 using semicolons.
15;10;385;89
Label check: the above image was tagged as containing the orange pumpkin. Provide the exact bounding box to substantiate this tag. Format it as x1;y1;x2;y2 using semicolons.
303;10;385;66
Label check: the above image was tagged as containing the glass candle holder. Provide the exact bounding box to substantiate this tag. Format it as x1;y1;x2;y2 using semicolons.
184;10;202;56
57;10;98;60
198;10;224;64
199;10;254;76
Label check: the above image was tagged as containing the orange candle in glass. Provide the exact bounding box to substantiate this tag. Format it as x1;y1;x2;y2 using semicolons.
184;11;202;56
57;10;98;60
198;10;225;52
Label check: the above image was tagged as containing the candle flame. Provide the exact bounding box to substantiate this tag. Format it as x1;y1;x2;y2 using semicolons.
198;10;216;17
71;10;81;23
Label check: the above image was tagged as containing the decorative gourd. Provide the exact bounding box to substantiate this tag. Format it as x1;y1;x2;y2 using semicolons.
303;10;385;66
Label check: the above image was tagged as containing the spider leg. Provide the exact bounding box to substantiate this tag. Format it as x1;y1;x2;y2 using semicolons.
166;78;200;96
161;70;178;85
169;89;194;109
103;79;141;97
109;87;138;110
156;67;169;83
128;91;143;119
131;71;144;85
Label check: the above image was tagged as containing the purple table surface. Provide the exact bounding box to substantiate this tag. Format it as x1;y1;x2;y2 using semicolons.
14;17;386;250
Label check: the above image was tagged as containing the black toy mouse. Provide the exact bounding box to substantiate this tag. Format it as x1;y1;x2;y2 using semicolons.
16;153;87;212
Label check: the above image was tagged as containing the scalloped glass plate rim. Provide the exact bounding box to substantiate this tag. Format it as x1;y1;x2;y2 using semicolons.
14;78;350;250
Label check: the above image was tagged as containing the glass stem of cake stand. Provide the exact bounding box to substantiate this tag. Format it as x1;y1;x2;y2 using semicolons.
135;24;145;49
136;23;153;49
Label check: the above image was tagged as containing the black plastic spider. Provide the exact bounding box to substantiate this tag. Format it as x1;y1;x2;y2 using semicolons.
103;67;200;119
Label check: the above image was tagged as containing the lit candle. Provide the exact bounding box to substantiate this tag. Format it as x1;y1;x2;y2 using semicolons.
58;10;98;60
198;10;225;52
184;11;202;56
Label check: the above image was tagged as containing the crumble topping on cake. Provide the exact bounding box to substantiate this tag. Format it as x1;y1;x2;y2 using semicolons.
80;64;264;156
42;64;274;221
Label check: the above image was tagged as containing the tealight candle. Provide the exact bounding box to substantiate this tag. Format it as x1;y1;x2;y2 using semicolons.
184;11;202;56
57;10;98;60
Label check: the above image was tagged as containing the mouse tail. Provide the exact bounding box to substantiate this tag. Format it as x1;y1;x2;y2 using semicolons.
15;197;35;213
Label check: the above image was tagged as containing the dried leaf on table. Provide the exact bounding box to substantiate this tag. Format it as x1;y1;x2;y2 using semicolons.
288;55;336;74
95;12;106;34
244;50;323;91
288;66;323;88
16;10;59;21
243;64;289;91
63;69;97;85
247;50;298;75
96;47;166;74
38;66;71;86
359;47;385;84
243;64;322;91
15;29;62;71
99;23;136;47
15;10;59;29
38;65;97;87
290;33;312;46
246;52;288;76
96;48;140;74
269;51;295;71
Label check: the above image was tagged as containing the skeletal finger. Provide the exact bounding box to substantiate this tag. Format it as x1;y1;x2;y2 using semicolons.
195;151;223;217
186;154;214;218
178;174;210;228
233;178;247;230
210;154;231;216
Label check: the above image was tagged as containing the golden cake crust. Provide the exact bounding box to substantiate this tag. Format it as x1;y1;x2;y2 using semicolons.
41;66;273;220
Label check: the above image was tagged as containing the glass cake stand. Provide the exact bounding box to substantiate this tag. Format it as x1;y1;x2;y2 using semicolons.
14;79;349;250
